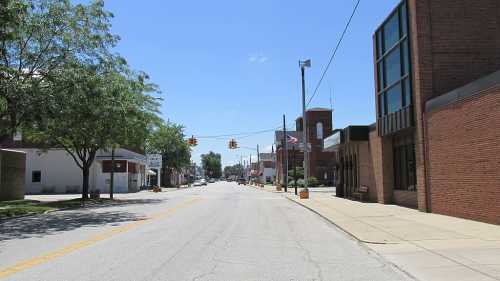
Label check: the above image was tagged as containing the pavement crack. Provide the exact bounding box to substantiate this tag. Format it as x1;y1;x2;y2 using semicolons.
279;202;325;281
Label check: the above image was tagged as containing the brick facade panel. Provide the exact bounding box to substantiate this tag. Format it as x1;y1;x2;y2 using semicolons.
426;87;500;224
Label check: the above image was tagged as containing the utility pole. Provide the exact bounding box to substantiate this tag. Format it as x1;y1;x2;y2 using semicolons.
110;146;115;199
299;59;311;191
257;144;260;183
283;114;288;192
293;146;297;195
249;155;252;181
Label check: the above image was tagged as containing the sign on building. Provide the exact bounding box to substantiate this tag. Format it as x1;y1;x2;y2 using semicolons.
146;154;162;169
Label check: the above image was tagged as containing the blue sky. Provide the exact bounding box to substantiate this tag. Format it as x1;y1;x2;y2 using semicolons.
100;0;401;166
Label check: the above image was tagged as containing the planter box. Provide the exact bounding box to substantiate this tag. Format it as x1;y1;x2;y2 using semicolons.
299;190;309;199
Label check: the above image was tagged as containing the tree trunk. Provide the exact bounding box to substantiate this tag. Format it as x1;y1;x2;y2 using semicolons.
110;147;115;199
82;164;90;199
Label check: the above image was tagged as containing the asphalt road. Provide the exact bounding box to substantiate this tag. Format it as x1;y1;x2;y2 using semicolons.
0;182;410;281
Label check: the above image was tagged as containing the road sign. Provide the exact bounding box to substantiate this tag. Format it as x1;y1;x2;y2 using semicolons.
147;154;162;169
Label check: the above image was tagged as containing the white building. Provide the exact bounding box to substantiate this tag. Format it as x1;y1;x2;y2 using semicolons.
258;153;276;184
18;148;147;194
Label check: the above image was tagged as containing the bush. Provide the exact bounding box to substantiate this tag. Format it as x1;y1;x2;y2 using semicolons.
308;177;319;187
297;179;305;187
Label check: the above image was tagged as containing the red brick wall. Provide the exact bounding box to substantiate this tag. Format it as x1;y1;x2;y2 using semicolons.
394;190;418;209
408;0;500;212
425;86;500;224
425;0;500;98
369;130;394;204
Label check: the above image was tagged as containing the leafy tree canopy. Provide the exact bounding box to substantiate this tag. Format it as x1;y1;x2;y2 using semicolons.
146;122;192;171
1;0;118;139
202;151;222;179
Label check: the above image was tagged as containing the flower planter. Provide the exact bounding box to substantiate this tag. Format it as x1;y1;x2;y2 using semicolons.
299;189;309;199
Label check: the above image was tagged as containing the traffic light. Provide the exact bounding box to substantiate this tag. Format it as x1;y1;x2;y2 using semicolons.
188;136;198;146
228;139;238;149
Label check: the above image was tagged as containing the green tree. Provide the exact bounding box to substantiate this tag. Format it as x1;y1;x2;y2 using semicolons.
146;122;192;187
288;167;304;180
0;0;117;140
223;164;243;178
201;152;222;179
26;60;160;199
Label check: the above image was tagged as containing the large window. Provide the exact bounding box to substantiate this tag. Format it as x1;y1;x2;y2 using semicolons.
376;0;412;117
393;134;416;191
32;171;41;183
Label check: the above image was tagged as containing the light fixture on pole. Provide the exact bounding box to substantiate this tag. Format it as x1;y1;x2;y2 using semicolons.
299;59;311;197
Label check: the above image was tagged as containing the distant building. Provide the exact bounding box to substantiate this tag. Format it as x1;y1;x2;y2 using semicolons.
11;148;147;194
258;153;275;183
324;126;376;201
275;108;336;186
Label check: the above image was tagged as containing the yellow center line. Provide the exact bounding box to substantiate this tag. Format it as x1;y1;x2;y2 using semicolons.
0;197;201;279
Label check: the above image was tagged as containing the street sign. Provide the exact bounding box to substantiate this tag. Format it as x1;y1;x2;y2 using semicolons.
146;154;162;169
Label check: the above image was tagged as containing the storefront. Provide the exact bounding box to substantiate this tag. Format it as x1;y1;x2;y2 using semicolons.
324;126;376;201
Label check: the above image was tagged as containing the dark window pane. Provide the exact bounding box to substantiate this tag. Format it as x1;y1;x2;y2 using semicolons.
385;48;401;86
400;1;408;36
402;39;410;75
383;12;399;51
32;171;41;183
378;93;386;116
403;78;411;106
386;84;402;113
407;143;417;191
377;61;385;91
377;30;383;58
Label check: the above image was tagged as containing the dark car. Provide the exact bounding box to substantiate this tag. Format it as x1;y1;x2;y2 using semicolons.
237;178;247;185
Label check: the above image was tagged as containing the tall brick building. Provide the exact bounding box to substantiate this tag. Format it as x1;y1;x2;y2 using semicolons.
275;108;336;186
371;0;500;224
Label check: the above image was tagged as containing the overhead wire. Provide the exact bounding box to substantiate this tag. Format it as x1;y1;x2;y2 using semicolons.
306;0;361;107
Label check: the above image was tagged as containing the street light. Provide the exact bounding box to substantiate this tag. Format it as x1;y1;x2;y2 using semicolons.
299;59;311;194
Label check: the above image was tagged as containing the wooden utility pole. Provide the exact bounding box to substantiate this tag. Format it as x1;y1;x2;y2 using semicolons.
293;146;297;195
283;114;288;192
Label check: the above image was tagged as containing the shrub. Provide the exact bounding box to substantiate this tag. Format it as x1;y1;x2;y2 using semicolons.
308;177;319;187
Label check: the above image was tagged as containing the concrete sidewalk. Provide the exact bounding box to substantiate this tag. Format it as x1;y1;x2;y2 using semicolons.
263;186;500;281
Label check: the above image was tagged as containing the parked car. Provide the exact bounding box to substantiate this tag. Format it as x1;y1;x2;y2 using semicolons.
208;178;215;183
237;178;247;185
193;181;202;187
200;179;207;186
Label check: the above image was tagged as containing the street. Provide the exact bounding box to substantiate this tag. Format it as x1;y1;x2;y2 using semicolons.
0;182;409;281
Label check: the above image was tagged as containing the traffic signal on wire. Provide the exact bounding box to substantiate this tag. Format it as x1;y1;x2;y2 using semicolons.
229;139;238;149
188;136;198;146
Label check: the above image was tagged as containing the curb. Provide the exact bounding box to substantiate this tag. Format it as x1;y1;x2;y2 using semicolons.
0;206;73;223
0;187;191;222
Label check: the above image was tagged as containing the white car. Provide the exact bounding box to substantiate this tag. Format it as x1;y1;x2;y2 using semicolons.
193;181;202;187
200;179;207;186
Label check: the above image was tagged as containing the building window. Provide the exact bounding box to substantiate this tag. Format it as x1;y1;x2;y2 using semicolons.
393;134;416;191
385;48;401;87
376;0;412;118
386;85;402;113
316;122;323;139
32;171;41;183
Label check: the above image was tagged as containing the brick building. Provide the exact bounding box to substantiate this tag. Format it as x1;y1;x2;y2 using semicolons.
324;126;376;202
275;108;336;186
370;0;500;224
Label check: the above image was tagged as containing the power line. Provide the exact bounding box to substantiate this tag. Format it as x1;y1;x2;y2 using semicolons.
306;0;361;107
193;126;281;139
